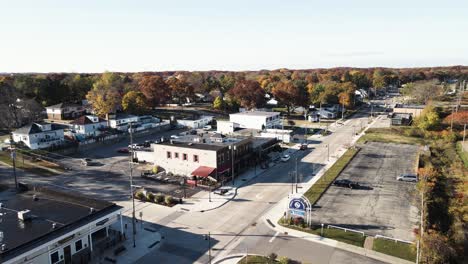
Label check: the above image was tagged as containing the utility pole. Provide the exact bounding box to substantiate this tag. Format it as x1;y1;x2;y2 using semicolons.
295;158;298;193
9;133;18;189
290;172;294;194
129;122;136;248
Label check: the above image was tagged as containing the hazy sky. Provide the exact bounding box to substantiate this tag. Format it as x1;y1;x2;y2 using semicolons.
1;0;467;72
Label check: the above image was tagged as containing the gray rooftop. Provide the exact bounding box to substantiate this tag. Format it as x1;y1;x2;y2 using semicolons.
0;185;121;262
230;111;280;117
13;122;65;135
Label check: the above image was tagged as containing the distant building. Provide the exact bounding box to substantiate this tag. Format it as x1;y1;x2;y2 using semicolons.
45;103;86;120
107;114;139;131
12;122;65;150
217;121;240;134
259;129;293;143
229;111;281;130
0;184;123;264
70;115;108;138
390;113;413;126
176;116;213;129
393;104;425;117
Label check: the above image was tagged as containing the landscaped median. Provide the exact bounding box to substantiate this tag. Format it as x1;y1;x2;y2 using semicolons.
373;237;416;262
0;150;63;176
303;147;359;205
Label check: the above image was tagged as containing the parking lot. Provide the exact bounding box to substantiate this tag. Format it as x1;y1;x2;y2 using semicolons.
312;142;420;241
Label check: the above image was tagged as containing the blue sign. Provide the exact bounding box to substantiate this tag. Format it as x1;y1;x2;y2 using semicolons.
289;209;306;217
289;198;307;211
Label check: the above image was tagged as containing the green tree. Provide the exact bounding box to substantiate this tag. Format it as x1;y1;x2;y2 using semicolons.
372;69;386;90
122;91;147;115
213;96;225;110
62;74;94;102
86;72;125;117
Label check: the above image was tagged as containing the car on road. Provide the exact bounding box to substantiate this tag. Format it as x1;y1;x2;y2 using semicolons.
280;154;290;162
214;187;231;195
333;179;360;189
300;144;308;150
81;158;95;166
397;174;418;182
117;147;130;153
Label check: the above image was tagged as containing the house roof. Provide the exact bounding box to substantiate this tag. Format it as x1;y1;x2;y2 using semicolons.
0;185;122;262
230;111;280;118
70;116;106;125
191;166;216;177
13;123;64;135
45;102;81;109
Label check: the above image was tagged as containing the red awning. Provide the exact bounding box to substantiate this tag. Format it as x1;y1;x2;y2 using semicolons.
191;166;216;177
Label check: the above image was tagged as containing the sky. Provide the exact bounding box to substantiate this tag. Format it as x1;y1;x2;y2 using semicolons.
0;0;467;73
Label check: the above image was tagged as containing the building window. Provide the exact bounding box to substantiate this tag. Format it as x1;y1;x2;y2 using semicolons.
50;251;59;264
75;239;83;251
183;153;188;161
175;152;179;159
167;151;171;159
193;155;199;162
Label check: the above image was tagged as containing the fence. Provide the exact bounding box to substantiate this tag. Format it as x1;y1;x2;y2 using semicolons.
375;234;414;244
327;224;365;236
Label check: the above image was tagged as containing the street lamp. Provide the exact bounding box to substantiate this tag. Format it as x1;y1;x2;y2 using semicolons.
204;232;212;264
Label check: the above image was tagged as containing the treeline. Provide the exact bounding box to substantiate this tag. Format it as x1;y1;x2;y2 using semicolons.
0;66;467;128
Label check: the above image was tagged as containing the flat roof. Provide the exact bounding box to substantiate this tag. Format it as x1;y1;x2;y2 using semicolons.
0;185;122;262
156;141;226;151
230;111;280;118
394;104;425;109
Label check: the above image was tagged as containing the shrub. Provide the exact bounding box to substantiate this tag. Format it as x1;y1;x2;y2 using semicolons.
154;193;164;204
165;195;174;205
135;191;145;200
152;165;159;174
268;253;278;261
146;192;155;201
278;256;292;264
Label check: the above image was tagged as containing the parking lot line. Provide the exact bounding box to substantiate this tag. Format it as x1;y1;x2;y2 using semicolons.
269;231;279;243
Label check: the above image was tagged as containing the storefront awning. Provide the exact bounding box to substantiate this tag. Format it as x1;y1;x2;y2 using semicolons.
191;166;216;177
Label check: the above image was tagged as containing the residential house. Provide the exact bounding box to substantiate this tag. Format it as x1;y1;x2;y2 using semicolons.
12;122;65;150
107;114;139;131
69;115;108;139
45;103;85;120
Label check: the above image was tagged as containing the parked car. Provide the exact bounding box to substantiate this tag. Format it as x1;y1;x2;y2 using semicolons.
300;144;308;150
117;147;129;153
333;179;360;189
81;158;95;166
280;154;291;162
214;187;230;195
397;174;418;182
203;125;212;131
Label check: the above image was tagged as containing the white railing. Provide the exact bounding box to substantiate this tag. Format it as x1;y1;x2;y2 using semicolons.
327;224;365;236
375;234;414;244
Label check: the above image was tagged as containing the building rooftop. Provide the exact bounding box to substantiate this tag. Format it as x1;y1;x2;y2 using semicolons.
13;122;65;135
45;102;82;109
230;111;279;118
70;115;106;125
156;133;251;151
394;104;425;109
0;185;121;262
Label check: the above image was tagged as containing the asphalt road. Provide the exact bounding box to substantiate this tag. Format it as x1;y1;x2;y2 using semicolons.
135;111;384;264
312;142;420;241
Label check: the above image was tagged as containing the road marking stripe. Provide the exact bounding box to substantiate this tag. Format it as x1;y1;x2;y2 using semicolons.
269;231;279;243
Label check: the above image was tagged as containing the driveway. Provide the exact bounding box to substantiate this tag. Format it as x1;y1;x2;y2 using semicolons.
311;142;420;241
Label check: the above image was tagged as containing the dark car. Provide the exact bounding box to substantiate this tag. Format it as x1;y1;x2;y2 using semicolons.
300;144;308;150
333;179;360;189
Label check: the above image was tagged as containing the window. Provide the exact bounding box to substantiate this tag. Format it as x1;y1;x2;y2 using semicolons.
183;153;188;161
75;239;83;252
174;152;179;159
167;151;172;159
193;155;199;162
50;251;59;264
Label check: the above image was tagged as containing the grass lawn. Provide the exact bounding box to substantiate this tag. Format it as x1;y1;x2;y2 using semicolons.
0;151;60;176
456;141;468;168
303;147;359;205
358;128;425;145
373;238;416;262
278;218;366;247
238;255;277;264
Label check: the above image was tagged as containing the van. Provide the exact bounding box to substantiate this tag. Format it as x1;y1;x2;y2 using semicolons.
397;174;418;182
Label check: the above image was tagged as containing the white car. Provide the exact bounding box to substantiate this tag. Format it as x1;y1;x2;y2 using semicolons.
280;154;290;162
170;135;179;139
397;174;418;182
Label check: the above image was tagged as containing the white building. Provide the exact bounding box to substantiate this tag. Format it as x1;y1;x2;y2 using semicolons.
0;185;123;264
108;114;139;131
229;111;281;130
177;116;213;129
259;129;293;143
216;121;240;134
70;115;108;138
45;102;85;121
12;122;65;150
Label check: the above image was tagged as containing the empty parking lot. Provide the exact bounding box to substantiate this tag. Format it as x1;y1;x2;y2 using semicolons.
312;142;420;241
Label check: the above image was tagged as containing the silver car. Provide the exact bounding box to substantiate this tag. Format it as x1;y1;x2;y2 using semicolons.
397;174;418;182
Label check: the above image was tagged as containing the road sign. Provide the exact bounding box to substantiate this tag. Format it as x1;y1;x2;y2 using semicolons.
286;194;312;226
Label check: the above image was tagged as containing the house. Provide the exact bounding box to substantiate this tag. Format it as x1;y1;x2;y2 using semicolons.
0;184;123;264
176;116;213;129
229;111;281;130
393;104;425;117
12;122;65;150
107;114;139;131
308;109;336;120
70;115;108;138
45;103;85;120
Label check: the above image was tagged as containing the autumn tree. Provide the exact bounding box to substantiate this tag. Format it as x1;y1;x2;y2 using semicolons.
443;111;468;126
415;104;440;130
166;77;194;104
272;80;308;114
86;72;125;117
138;75;170;108
228;79;265;110
122;91;147;115
212;96;225;110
